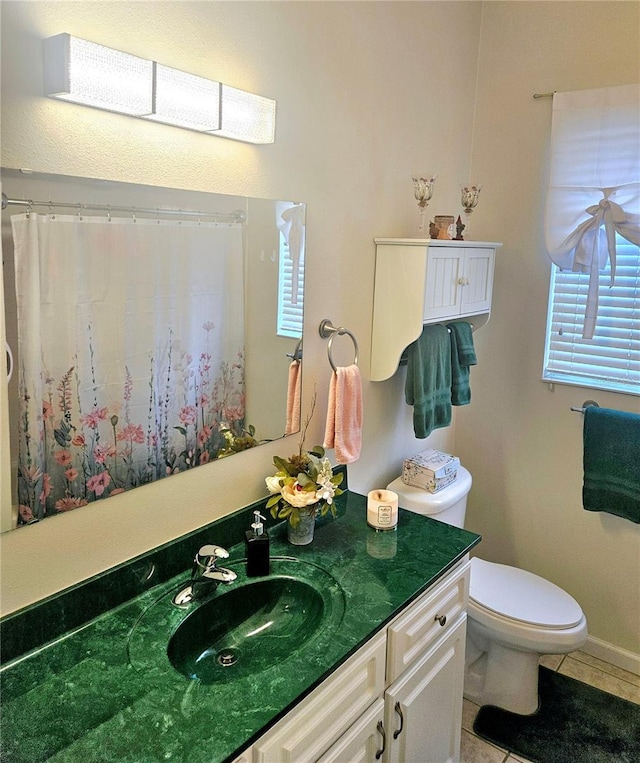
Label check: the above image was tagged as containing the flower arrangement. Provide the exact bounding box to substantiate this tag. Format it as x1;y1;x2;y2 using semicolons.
265;394;344;528
265;445;344;527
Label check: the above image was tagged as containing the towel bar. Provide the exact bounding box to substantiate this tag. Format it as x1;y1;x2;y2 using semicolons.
396;321;476;366
571;400;600;414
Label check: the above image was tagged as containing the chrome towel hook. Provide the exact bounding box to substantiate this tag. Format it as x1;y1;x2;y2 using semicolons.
319;319;359;372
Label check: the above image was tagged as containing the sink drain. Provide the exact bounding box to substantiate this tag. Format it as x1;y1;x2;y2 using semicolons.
217;649;238;667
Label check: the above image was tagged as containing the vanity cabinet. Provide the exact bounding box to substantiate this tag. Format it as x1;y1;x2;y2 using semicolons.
370;239;501;381
251;558;470;763
253;632;387;762
316;699;385;762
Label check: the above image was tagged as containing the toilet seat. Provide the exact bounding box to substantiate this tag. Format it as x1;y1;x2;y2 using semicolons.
469;558;584;629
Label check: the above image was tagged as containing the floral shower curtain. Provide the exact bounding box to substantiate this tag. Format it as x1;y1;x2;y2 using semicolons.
12;212;245;524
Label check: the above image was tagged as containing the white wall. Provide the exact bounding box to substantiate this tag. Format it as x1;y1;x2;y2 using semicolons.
0;1;480;614
460;1;640;661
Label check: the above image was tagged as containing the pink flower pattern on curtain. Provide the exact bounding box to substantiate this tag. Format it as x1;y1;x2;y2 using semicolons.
12;213;245;525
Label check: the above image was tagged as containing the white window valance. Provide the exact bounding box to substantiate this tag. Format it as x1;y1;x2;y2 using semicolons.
544;84;640;339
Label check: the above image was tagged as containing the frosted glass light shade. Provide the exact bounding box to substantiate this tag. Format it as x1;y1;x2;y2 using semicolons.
145;64;221;131
42;34;276;143
43;34;153;116
215;85;276;144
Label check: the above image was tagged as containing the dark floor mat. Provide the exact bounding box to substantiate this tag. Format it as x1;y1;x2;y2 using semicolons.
473;666;640;763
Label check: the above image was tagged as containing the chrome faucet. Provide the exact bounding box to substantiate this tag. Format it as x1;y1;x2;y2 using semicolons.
172;544;237;606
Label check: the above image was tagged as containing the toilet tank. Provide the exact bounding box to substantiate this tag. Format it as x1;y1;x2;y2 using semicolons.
387;465;472;528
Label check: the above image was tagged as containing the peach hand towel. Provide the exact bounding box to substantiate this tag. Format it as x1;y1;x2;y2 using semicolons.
323;364;363;464
285;360;302;435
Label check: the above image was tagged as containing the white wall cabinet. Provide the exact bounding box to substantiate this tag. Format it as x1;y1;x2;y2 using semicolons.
370;239;501;381
251;558;470;763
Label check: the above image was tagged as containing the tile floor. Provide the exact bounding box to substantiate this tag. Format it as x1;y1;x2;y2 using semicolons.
460;650;640;763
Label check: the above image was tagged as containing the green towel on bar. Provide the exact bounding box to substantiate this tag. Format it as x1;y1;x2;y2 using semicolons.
405;324;452;438
447;321;477;406
583;407;640;524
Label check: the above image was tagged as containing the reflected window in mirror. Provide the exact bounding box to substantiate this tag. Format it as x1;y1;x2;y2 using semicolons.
276;202;305;340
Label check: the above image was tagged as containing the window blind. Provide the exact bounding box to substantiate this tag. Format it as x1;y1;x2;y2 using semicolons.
277;234;304;338
543;236;639;395
544;85;640;339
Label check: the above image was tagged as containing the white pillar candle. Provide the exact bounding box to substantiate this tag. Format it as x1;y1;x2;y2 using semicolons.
367;489;398;531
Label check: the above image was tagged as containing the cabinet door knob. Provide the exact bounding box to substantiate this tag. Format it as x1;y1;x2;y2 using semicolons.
435;614;447;627
457;277;466;285
393;701;404;739
375;720;386;759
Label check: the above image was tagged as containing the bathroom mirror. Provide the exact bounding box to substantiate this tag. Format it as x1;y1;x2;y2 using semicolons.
1;168;305;530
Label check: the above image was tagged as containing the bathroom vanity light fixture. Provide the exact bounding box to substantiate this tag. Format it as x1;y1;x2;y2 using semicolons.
146;64;222;132
43;33;276;144
43;34;154;116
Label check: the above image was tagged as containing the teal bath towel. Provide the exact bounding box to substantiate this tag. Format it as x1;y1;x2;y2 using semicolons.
583;407;640;524
447;321;477;406
405;324;452;438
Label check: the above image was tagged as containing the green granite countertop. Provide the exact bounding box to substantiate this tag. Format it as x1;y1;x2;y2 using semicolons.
0;490;480;763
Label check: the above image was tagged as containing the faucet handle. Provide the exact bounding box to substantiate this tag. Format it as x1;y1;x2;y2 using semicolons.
197;544;229;561
193;544;229;576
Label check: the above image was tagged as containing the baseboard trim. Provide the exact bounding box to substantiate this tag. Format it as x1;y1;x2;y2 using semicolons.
582;635;640;677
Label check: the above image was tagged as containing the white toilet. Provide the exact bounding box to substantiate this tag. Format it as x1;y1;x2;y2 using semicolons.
388;466;588;715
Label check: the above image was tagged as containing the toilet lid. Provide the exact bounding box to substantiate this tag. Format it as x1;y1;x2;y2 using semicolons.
469;558;584;629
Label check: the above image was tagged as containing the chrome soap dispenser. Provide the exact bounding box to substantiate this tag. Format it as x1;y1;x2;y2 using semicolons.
245;511;270;577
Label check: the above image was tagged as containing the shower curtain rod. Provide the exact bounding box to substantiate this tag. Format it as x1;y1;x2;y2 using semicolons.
1;192;246;224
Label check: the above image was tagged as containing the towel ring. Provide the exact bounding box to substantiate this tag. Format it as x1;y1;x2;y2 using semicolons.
319;319;359;372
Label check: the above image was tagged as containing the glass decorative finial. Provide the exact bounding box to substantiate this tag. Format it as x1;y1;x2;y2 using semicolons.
412;175;437;233
460;184;482;239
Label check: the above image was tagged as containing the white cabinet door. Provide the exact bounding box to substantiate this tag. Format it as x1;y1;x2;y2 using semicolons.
384;616;466;763
423;248;464;321
460;247;495;317
253;632;386;762
317;698;385;763
423;245;496;322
